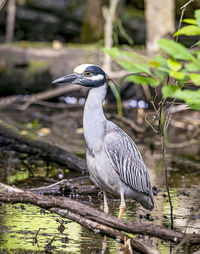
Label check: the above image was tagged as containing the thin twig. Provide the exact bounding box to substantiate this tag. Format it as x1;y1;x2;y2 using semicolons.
33;228;41;245
159;99;174;231
0;0;8;10
158;0;195;232
176;0;195;42
180;0;194;10
161;131;174;230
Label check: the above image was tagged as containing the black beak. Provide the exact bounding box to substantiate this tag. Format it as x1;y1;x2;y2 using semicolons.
52;73;78;85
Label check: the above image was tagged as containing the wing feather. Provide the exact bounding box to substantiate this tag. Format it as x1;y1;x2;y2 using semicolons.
104;128;152;196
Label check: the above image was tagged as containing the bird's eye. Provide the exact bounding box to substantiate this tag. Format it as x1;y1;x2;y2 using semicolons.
84;71;92;77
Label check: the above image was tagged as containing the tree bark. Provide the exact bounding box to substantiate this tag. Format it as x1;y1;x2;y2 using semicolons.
81;0;105;43
0;187;200;245
103;0;120;72
0;119;87;173
29;176;99;196
144;0;175;54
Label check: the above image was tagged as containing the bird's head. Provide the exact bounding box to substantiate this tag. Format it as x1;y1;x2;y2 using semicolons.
52;64;106;87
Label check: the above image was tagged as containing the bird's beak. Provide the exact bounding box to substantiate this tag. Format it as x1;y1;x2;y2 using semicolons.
52;73;78;85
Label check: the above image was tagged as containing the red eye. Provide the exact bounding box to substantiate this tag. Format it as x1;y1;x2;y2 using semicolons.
84;71;92;77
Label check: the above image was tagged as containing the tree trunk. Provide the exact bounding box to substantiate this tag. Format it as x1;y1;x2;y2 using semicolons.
81;0;105;42
144;0;175;54
5;0;16;42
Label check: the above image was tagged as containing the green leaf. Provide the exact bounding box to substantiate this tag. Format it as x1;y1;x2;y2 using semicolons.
104;47;151;74
162;85;200;110
174;25;200;36
169;70;185;80
167;58;182;71
103;47;123;58
104;47;149;62
155;69;168;81
126;75;160;87
158;39;195;61
185;62;200;72
183;18;197;25
117;60;150;74
195;9;200;27
149;60;161;68
190;73;200;85
154;55;168;66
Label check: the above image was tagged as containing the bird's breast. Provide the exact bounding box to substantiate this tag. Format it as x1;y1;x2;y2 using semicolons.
83;110;107;153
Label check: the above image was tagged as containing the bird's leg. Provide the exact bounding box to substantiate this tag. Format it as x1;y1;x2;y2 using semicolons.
118;192;126;219
102;191;109;252
103;191;109;214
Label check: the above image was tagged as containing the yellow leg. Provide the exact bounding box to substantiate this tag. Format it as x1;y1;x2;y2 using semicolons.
118;192;126;219
124;237;133;254
101;235;108;254
102;191;109;253
103;191;109;214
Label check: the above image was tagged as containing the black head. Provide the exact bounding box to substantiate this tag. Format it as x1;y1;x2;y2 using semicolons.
52;64;106;87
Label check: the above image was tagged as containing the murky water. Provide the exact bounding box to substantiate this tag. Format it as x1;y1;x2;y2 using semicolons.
0;107;200;253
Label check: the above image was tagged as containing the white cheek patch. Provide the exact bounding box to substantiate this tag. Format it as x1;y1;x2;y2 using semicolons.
89;74;104;81
74;64;92;74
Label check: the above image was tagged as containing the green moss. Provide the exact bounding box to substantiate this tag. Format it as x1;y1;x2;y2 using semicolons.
28;59;49;74
5;41;100;51
0;65;10;75
81;21;104;43
8;170;29;185
10;41;52;49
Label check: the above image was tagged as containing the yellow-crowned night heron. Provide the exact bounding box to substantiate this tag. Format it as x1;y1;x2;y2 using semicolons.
52;64;154;218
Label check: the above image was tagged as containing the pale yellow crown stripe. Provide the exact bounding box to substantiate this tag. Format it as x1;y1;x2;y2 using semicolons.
74;64;93;74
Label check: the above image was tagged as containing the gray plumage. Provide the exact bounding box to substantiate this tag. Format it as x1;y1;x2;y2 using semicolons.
52;64;154;212
84;83;154;210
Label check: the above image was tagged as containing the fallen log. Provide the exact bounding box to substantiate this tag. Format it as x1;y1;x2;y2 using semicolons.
29;176;99;196
0;185;200;245
0;119;87;173
0;183;159;254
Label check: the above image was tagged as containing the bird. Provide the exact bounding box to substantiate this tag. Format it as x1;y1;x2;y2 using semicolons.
52;64;154;219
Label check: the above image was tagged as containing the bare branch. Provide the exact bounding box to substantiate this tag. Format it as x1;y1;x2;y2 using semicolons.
0;185;200;245
51;208;160;254
19;84;82;110
0;0;8;10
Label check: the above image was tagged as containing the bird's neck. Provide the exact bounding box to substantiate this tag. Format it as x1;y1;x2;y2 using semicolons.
83;83;107;151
